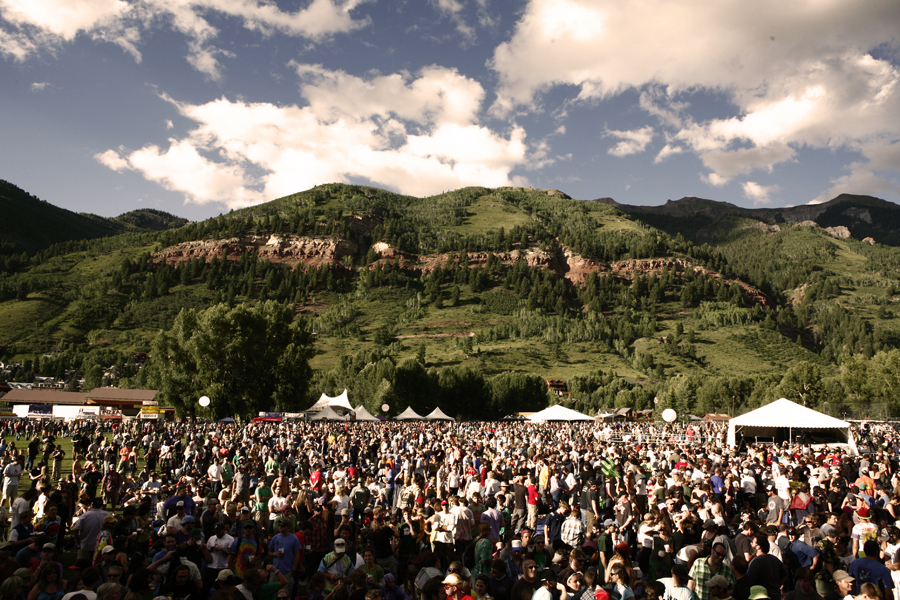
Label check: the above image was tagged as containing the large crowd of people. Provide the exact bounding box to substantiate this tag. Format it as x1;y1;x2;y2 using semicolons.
0;416;896;600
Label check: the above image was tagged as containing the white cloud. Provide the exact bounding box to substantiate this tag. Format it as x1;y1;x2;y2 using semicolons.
654;143;683;163
293;63;484;126
741;181;780;205
97;66;531;208
0;0;370;75
95;148;130;171
812;144;900;204
489;0;900;195
30;81;49;92
431;0;475;42
606;126;653;157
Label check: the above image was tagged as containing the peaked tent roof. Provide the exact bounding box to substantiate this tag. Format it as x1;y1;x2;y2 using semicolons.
527;404;593;422
425;407;454;421
394;406;424;420
307;389;353;413
352;406;380;421
731;398;849;428
308;406;347;421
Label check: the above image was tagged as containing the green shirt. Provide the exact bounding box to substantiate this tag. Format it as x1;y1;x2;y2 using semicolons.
256;486;273;511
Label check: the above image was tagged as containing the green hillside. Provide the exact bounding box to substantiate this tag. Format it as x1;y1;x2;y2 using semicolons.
113;208;190;231
2;182;900;421
0;180;128;256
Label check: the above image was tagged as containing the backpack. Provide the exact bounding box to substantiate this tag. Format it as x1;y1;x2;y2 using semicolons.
463;537;480;569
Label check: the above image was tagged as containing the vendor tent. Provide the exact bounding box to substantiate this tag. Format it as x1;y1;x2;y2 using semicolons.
425;407;454;421
727;398;856;452
306;389;353;413
394;406;424;420
527;404;593;422
308;406;347;421
352;406;380;421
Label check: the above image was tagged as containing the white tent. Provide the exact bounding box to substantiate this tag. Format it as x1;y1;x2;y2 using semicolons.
352;406;380;422
425;407;454;421
307;389;353;413
394;406;424;420
727;398;856;452
527;404;593;422
308;406;348;421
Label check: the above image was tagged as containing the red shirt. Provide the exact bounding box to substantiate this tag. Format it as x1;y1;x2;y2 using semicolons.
310;470;323;492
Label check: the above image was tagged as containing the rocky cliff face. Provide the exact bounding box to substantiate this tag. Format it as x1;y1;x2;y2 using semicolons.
154;234;770;307
154;234;358;267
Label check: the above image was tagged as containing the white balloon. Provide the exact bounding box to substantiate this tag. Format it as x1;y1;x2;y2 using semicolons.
381;404;390;412
662;408;677;423
199;396;210;407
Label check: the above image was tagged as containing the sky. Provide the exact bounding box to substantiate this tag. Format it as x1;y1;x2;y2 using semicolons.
1;0;899;222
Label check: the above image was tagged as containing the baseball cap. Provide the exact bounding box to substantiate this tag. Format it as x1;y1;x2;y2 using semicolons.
538;569;558;583
216;569;236;582
706;575;729;589
176;501;185;508
442;573;465;586
672;564;691;581
101;546;115;555
182;515;195;524
833;570;855;583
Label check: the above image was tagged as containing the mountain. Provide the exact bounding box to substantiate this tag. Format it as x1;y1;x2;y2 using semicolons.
599;193;900;245
113;209;190;232
2;182;900;421
0;180;191;257
0;180;128;255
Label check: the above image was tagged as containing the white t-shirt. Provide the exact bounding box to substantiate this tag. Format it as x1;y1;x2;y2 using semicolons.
206;533;235;569
3;463;21;488
657;577;698;600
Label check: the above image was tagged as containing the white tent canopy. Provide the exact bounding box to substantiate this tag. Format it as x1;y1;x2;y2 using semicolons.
308;406;348;421
727;398;856;452
307;389;353;413
395;406;424;420
352;406;380;422
527;404;593;422
425;407;454;421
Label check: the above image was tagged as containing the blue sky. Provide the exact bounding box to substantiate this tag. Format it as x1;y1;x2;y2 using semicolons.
1;0;899;222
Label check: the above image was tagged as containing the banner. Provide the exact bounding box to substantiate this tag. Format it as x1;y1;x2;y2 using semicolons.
27;404;52;418
0;402;15;418
100;408;123;419
258;412;283;419
77;407;99;418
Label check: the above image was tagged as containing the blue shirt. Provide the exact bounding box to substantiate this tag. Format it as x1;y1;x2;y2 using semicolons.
269;532;302;573
849;557;894;594
789;540;819;569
